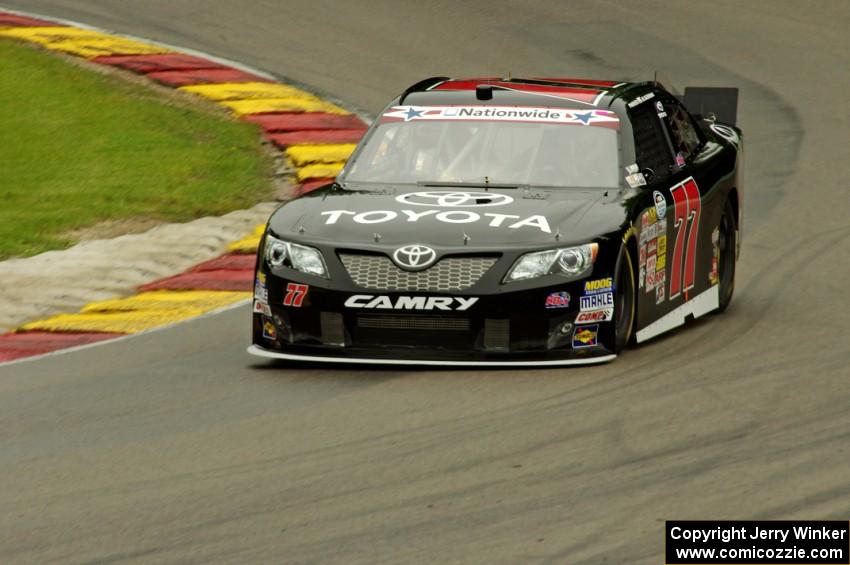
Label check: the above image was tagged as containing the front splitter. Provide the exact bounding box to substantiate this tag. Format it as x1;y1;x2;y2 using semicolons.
247;345;616;367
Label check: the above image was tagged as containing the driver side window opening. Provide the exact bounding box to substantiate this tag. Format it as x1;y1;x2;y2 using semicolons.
629;101;673;180
662;97;703;160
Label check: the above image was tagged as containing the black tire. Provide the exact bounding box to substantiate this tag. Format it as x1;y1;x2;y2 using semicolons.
613;245;636;353
716;198;737;313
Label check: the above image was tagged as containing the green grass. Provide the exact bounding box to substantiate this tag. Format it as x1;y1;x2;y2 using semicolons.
0;38;274;259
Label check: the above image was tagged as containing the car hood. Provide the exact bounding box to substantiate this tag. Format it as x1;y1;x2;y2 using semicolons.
268;184;627;249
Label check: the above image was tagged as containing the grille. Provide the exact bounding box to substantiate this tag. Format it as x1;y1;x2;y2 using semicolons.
358;315;470;331
320;312;345;345
484;318;510;351
339;253;497;291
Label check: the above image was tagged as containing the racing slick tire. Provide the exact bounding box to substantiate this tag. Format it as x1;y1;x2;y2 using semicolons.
716;198;737;313
613;245;636;353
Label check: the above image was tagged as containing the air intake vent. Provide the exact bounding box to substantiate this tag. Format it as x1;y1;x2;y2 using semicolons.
484;318;510;351
320;312;345;346
357;315;470;331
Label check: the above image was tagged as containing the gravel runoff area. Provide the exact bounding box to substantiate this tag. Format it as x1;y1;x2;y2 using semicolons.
0;201;278;334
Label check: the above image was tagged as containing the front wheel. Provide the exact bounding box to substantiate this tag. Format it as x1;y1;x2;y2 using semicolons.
716;198;737;313
613;245;636;353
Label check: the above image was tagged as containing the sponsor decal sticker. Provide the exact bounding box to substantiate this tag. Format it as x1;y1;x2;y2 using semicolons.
583;277;613;295
625;172;646;188
657;235;667;256
646;255;657;291
639;244;647;266
345;294;478;311
572;324;599;348
647;207;658;224
638;265;645;289
580;292;614;311
709;226;720;285
545;291;570;309
653;190;667;220
576;309;613;324
262;319;277;340
254;273;268;302
655;270;666;300
283;283;309;307
381;106;620;128
627;92;655;108
647;239;657;256
655;253;666;272
253;300;272;316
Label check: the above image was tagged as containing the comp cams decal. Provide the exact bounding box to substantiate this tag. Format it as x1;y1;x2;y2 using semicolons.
576;310;612;324
345;295;478;311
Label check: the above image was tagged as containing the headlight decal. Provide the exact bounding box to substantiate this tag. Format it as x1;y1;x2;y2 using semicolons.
264;234;330;279
504;243;598;283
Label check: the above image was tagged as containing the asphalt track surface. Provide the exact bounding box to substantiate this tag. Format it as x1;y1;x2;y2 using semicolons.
2;1;850;563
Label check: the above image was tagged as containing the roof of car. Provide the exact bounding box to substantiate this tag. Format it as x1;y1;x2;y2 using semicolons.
399;77;647;109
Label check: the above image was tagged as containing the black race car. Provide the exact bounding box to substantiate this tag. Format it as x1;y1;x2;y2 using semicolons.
248;77;742;366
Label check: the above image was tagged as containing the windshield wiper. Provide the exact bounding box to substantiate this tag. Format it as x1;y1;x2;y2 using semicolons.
416;180;529;189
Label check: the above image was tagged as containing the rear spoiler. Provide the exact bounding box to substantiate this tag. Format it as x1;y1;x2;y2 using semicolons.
678;87;739;126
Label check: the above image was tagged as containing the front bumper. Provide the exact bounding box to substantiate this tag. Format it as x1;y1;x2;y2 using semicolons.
250;268;617;366
247;345;615;366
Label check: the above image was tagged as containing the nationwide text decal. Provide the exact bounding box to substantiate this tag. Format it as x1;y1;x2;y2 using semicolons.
381;106;620;128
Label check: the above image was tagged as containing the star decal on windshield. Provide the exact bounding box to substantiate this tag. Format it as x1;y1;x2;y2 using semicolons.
574;111;595;125
403;107;426;121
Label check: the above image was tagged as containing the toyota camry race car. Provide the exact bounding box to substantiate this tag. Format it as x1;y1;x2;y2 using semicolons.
248;77;742;366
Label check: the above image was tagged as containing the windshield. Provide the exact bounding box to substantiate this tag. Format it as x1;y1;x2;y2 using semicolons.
343;105;621;188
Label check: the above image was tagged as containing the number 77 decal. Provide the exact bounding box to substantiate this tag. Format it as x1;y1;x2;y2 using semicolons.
669;177;701;299
284;283;309;307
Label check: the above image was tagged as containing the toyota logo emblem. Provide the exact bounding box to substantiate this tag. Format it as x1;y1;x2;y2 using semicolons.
392;244;438;271
395;191;514;207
